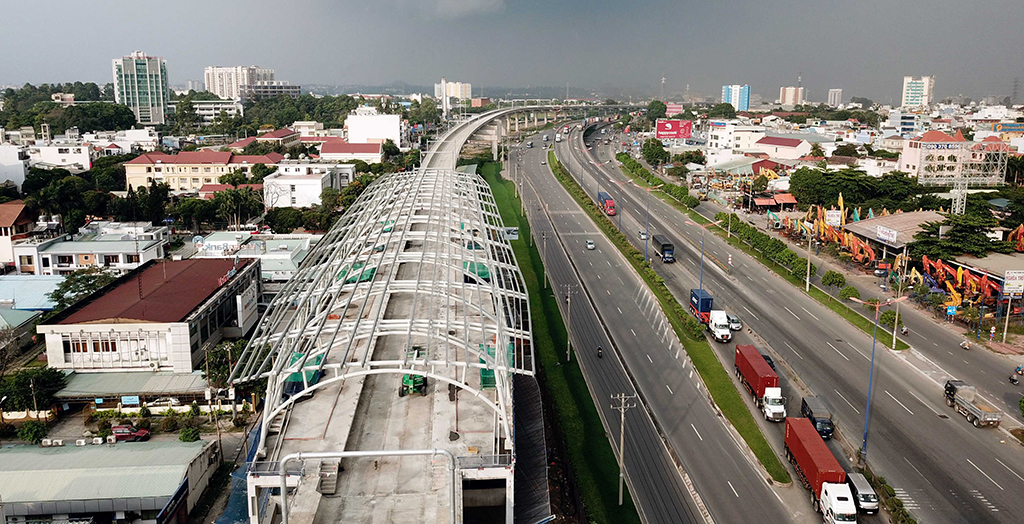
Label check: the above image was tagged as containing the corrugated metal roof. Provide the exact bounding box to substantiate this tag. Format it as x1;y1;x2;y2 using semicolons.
55;371;208;398
0;441;207;504
0;275;64;310
0;308;40;329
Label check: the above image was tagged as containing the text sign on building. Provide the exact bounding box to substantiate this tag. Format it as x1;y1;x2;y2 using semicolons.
1005;270;1024;295
825;210;842;226
120;395;140;406
921;143;959;150
237;281;259;334
655;119;693;140
993;123;1024;133
876;226;898;245
503;227;519;241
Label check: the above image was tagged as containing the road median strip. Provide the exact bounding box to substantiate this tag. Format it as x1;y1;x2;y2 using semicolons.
549;150;791;484
481;163;642;524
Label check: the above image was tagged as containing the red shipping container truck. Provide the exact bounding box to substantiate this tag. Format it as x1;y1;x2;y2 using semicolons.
734;344;778;399
784;417;845;499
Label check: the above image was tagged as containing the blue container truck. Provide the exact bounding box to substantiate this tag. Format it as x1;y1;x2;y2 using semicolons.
689;289;713;323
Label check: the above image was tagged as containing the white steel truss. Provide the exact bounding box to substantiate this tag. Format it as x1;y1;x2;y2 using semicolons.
229;167;534;455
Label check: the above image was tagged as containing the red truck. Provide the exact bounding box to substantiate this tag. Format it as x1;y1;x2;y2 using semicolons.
784;418;856;518
734;345;786;421
112;424;151;442
596;191;616;215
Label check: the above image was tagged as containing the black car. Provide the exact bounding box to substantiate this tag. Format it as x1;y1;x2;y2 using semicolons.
761;353;777;371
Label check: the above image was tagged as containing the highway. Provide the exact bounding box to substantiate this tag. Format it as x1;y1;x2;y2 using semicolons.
514;134;806;523
426;115;707;523
555;123;1024;523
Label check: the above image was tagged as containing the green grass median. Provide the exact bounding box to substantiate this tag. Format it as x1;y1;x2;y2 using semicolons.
481;162;642;524
547;151;791;484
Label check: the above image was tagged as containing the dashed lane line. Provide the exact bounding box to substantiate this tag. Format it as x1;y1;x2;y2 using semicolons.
886;390;915;415
691;423;703;441
784;306;800;320
834;389;860;414
827;342;850;361
967;458;1004;491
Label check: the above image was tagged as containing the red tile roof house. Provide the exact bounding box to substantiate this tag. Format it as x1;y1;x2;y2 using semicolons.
754;136;812;160
198;184;264;200
226;128;301;152
0;200;37;265
124;151;283;191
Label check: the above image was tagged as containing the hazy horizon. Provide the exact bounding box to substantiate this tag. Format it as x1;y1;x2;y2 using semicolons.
2;0;1023;104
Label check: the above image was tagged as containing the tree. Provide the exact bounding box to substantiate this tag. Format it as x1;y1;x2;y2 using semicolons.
839;285;861;301
47;267;117;311
604;98;618;105
752;174;769;192
909;213;1013;260
172;198;217;233
381;139;400;159
218;169;249;187
707;103;736;119
647;100;667;121
249;163;277;183
850;97;874;108
179;427;201;442
204;340;245;388
810;143;825;157
0;367;67;412
880;310;903;328
214;188;263;231
264;207;303;233
821;270;846;297
641;138;670;166
832;143;860;158
18;420;48;444
320;187;340;211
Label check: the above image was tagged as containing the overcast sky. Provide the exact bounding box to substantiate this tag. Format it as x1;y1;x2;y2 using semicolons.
2;0;1022;103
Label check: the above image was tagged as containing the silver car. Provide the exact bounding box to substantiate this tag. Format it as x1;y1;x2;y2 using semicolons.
727;313;742;331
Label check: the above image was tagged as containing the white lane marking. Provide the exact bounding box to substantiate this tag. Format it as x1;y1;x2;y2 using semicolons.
827;342;850;361
745;275;753;281
784;306;800;320
834;389;860;414
688;369;693;379
666;384;673;394
617;307;623;314
647;354;653;363
606;290;611;295
801;307;820;321
630;328;637;337
607;260;612;266
742;306;759;320
762;277;768;282
618;276;624;284
784;341;803;359
597;274;602;279
589;261;593;266
885;390;915;415
903;457;926;479
727;481;739;498
691;423;703;441
906;390;944;417
967;458;1005;491
994;458;1024;483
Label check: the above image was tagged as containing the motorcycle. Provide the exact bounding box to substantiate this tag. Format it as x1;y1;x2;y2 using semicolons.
960;340;972;351
597;346;603;359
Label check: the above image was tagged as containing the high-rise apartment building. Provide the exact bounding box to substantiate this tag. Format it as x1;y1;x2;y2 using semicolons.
434;78;472;100
112;51;169;125
779;86;805;106
827;88;843;107
901;76;935;108
204;66;276;100
721;84;750;111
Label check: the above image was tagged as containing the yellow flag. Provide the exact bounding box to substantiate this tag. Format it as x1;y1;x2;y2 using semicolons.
956;266;964;287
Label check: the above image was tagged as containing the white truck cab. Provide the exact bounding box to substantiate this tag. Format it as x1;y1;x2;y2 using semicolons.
707;310;732;343
820;482;858;523
761;386;787;421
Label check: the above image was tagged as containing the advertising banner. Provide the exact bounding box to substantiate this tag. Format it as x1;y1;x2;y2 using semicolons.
236;282;259;334
655;119;693;139
1004;270;1024;295
825;209;842;227
876;226;898;244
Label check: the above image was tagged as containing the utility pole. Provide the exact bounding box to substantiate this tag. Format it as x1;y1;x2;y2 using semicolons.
30;378;40;422
562;284;577;362
541;232;548;289
611;393;637;506
891;246;908;350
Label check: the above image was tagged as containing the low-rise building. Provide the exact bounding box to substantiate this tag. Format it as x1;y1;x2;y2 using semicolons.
878;134;906;152
12;221;168;275
0;200;36;266
193;232;320;298
263;160;355;208
0;440;219;524
124;151;284;190
27;141;93;171
899;130;1010;186
319;141;383;163
0;143;29;189
241;80;301;101
754;136;811;160
82;128;162;153
346;113;402;146
707;120;766;151
197;183;263;200
225;128;300;152
38;258;261;373
168;98;243;126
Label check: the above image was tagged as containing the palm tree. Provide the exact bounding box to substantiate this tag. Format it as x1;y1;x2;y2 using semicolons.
810;142;825;157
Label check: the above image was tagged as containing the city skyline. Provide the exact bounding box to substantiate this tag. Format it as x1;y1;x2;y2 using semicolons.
1;0;1022;103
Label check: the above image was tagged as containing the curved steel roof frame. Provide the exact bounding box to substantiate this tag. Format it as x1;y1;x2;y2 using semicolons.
230;167;534;448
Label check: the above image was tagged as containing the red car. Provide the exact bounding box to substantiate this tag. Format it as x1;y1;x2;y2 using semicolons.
112;425;151;442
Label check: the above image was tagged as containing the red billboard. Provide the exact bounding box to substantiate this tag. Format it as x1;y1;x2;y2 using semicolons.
665;103;684;115
655;119;692;139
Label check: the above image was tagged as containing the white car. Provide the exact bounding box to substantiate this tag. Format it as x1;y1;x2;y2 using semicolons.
586;240;596;250
147;397;181;408
638;230;648;240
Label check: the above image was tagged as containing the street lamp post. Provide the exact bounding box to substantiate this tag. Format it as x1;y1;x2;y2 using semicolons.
634;182;663;261
685;219;724;296
847;295;908;466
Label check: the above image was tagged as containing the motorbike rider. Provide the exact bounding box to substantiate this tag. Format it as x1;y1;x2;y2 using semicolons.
597;346;603;358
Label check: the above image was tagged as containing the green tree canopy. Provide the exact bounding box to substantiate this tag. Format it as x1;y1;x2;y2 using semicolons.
707;103;737;119
909;213;1013;260
641;138;670;166
46;267;117;311
647;100;667;120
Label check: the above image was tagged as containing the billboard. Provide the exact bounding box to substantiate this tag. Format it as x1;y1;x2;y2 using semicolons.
665;103;684;116
876;226;898;245
236;282;259;334
1005;270;1024;295
825;210;842;226
992;122;1024;133
656;119;693;139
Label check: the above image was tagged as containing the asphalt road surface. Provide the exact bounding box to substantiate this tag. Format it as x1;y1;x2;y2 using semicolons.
557;124;1024;524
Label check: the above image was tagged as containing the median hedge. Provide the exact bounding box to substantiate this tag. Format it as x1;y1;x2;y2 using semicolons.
549;151;791;483
617;153;700;209
713;212;817;278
